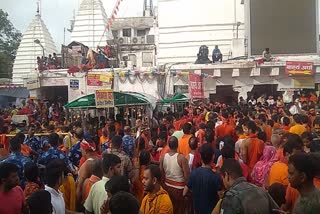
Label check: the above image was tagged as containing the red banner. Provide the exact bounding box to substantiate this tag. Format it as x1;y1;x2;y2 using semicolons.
286;61;314;76
87;74;102;86
189;73;204;99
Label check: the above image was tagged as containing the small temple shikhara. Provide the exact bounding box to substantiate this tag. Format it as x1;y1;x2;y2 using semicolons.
12;1;57;85
70;0;113;50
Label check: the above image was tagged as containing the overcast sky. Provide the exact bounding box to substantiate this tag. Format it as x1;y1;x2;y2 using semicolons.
1;0;153;48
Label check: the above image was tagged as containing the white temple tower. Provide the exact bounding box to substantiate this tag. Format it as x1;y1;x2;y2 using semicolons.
12;9;57;85
71;0;113;50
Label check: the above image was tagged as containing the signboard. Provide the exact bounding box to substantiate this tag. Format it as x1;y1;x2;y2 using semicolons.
87;73;113;94
95;89;114;108
41;78;68;87
286;61;314;76
87;74;103;86
188;73;204;99
70;79;79;90
25;78;40;90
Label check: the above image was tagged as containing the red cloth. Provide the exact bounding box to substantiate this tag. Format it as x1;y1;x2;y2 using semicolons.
67;66;80;75
0;186;25;214
80;140;96;151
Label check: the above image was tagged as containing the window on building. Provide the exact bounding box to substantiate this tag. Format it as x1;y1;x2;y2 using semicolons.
122;29;131;37
137;29;146;37
112;30;119;39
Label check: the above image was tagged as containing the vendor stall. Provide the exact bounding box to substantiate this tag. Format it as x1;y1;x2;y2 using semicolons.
157;93;190;113
64;91;157;127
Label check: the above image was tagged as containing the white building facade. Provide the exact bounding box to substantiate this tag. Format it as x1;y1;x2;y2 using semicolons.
157;0;245;64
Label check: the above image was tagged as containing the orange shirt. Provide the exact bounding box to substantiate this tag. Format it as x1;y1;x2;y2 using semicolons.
215;123;234;139
247;137;265;171
269;161;289;186
265;125;272;142
289;124;306;136
178;134;192;157
99;135;108;145
285;184;300;213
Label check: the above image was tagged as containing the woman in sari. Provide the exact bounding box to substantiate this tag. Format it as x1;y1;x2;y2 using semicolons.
251;145;278;189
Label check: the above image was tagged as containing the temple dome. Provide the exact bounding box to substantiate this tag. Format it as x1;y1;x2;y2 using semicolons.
12;14;57;85
71;0;113;50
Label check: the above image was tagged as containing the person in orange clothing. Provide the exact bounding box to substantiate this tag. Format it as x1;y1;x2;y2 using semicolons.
299;93;308;103
140;164;173;214
215;111;235;141
99;128;109;146
268;134;303;188
132;150;151;204
195;123;206;147
177;123;192;157
256;114;272;142
76;140;98;205
309;91;318;103
240;121;264;172
281;116;291;133
282;177;320;213
286;153;320;213
141;128;151;150
154;132;168;162
289;114;306;136
14;132;36;158
82;159;103;204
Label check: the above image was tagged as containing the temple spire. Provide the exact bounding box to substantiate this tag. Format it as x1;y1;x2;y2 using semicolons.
36;0;41;16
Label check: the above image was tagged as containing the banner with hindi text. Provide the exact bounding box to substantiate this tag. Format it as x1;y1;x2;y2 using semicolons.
188;73;204;99
95;89;114;108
